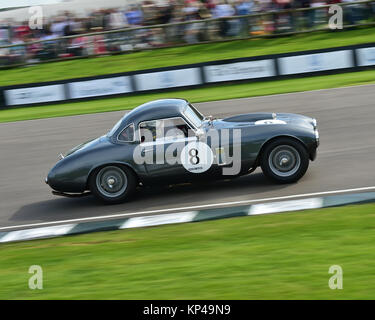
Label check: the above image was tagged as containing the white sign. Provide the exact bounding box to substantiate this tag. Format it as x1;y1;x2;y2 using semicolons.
356;47;375;67
135;68;201;91
278;50;353;75
5;84;65;106
69;76;132;99
204;59;275;83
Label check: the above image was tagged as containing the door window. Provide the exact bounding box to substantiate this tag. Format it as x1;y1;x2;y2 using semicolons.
139;117;193;143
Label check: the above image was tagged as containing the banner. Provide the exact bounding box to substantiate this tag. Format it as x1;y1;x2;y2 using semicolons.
278;50;353;75
135;68;201;91
4;84;65;106
356;47;375;67
69;76;132;99
204;59;275;83
3;45;373;108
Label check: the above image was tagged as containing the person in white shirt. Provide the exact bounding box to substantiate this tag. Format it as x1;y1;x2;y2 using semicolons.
213;0;236;37
213;0;236;18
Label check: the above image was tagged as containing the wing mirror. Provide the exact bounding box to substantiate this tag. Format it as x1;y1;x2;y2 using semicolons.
195;128;205;140
204;115;214;126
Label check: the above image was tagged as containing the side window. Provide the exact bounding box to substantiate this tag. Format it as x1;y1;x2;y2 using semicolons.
118;123;135;142
163;118;193;140
139;120;158;143
139;118;193;143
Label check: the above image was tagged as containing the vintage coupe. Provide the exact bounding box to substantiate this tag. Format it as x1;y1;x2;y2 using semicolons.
46;99;319;203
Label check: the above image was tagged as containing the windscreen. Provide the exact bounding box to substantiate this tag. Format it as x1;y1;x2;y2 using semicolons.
184;103;204;128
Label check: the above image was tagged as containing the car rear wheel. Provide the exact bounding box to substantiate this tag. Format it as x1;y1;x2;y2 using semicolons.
89;165;137;203
260;138;309;183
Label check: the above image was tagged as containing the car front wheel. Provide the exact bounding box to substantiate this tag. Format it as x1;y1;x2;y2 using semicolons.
260;138;309;183
89;165;137;203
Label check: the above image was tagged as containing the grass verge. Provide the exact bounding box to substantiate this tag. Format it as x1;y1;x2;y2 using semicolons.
0;203;374;299
0;28;374;86
1;69;375;123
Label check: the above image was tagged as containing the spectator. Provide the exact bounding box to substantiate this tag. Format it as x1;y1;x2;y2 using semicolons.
67;34;88;56
14;21;31;39
8;34;26;64
0;0;373;67
50;16;68;37
213;0;236;17
108;9;128;30
39;29;58;60
342;0;364;25
159;1;176;24
236;0;254;15
236;0;254;35
0;22;12;45
213;0;236;37
142;1;158;25
125;5;144;26
182;1;203;43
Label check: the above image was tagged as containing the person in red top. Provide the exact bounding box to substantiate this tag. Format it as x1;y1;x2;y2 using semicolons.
14;21;31;39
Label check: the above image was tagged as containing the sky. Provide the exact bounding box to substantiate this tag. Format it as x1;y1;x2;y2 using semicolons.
0;0;63;10
0;0;136;21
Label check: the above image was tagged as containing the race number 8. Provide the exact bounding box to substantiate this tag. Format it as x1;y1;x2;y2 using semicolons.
181;142;213;173
189;148;200;165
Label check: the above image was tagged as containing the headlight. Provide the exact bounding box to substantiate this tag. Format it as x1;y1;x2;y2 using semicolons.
315;129;319;146
312;118;317;129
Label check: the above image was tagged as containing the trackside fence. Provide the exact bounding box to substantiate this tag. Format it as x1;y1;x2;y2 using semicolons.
0;0;375;68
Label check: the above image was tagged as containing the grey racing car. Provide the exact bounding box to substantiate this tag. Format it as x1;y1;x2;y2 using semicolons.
46;98;319;203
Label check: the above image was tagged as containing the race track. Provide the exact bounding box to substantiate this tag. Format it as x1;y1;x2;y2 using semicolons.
1;84;375;230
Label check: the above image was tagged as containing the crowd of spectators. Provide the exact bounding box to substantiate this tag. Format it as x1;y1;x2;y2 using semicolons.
0;0;374;65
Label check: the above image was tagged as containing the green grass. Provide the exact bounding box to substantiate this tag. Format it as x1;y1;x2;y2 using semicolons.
1;28;374;86
0;203;375;299
1;69;375;123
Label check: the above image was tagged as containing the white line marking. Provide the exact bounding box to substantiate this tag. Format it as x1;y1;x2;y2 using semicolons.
248;198;323;215
1;186;375;231
120;212;197;229
0;224;76;243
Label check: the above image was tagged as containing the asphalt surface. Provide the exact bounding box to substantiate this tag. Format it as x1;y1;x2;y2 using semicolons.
1;84;375;230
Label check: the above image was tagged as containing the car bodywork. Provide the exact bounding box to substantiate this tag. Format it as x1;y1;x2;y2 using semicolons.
46;99;319;195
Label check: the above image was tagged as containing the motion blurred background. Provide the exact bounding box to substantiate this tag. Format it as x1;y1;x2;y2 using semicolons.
0;0;374;66
0;0;375;300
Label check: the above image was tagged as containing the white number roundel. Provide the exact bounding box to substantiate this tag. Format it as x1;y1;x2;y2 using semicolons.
180;141;213;173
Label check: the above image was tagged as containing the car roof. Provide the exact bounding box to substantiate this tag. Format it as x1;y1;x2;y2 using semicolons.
122;99;189;126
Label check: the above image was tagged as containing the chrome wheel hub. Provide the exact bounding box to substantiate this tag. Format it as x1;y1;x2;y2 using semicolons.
107;177;116;188
268;145;301;177
279;157;289;166
96;166;128;198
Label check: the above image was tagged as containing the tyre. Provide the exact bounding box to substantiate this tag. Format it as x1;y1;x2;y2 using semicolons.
89;165;137;204
260;138;309;183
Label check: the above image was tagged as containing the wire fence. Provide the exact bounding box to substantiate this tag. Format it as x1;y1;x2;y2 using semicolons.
1;0;375;68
